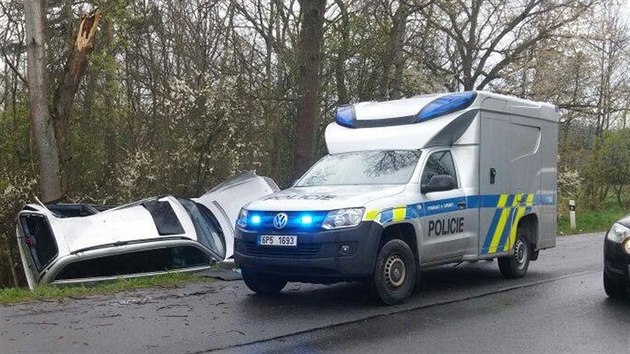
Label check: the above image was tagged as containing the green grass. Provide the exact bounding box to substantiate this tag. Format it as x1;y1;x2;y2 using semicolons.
0;272;209;305
558;205;629;236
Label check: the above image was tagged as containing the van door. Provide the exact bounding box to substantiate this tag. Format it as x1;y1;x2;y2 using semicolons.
419;150;473;262
478;115;511;256
508;118;543;248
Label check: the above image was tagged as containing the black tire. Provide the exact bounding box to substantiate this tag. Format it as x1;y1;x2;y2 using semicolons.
604;272;627;299
372;239;417;305
241;268;287;294
498;226;530;278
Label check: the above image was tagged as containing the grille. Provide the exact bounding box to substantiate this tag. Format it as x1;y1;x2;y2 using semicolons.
243;241;321;258
245;211;328;232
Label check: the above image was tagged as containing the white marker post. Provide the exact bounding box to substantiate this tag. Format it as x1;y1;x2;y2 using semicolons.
569;200;576;230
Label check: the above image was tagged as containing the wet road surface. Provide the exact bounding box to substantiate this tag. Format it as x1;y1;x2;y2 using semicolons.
1;232;628;353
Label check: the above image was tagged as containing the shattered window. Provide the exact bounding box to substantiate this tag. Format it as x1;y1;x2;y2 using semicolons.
54;246;210;280
177;198;226;259
19;215;58;271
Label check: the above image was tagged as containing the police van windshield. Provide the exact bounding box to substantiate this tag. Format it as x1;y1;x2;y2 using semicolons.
297;150;422;186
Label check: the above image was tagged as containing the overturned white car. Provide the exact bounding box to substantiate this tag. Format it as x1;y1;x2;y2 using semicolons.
16;172;278;289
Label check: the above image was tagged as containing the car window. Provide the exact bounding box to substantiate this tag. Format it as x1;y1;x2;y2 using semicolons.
19;215;58;272
421;150;458;187
142;199;185;235
54;246;211;280
177;198;226;260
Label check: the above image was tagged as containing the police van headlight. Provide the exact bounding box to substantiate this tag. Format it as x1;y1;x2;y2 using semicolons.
607;223;630;253
322;208;364;230
237;209;248;228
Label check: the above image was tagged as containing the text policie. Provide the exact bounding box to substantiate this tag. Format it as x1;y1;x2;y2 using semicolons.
428;217;464;237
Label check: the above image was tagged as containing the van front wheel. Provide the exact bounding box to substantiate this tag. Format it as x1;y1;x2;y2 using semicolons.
498;228;530;278
372;239;416;305
241;268;287;294
604;272;627;298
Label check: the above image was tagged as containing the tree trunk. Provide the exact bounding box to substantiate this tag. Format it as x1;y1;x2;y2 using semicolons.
5;249;19;288
334;0;349;104
292;0;326;179
379;2;409;100
102;19;116;176
23;0;62;202
52;10;101;167
390;2;410;100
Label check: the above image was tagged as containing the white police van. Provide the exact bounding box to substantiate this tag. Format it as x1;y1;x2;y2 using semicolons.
235;91;558;305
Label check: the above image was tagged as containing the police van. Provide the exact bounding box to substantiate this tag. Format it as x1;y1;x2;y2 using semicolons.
234;91;558;305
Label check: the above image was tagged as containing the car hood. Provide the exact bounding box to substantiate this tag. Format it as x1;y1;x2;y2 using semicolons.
246;184;406;211
194;171;279;258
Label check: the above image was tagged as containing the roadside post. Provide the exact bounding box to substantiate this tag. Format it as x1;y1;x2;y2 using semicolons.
569;200;576;229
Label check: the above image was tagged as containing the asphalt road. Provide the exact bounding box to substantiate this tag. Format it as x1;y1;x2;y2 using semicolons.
1;232;628;354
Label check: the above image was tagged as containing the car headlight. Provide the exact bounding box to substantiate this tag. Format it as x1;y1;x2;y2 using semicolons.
322;208;364;230
607;223;630;246
237;209;248;228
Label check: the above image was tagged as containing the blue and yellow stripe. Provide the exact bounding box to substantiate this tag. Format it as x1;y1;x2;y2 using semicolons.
365;192;545;254
365;192;548;254
481;192;536;255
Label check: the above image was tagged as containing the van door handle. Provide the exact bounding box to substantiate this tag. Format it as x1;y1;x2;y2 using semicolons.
457;200;466;209
516;192;526;206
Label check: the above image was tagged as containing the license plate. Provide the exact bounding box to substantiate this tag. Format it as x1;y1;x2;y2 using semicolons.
258;235;297;247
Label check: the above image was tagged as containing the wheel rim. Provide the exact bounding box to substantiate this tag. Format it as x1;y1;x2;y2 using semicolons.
384;254;406;288
514;239;528;270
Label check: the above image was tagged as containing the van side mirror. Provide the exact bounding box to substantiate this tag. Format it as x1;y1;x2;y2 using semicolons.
421;175;456;194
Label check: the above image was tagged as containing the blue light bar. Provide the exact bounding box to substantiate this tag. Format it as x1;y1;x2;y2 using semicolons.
250;214;262;225
300;215;313;226
416;92;477;122
335;105;356;128
242;211;328;229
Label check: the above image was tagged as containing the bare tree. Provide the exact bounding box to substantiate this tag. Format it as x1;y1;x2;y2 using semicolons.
23;0;62;202
52;10;101;158
378;0;410;100
292;0;326;178
422;0;595;91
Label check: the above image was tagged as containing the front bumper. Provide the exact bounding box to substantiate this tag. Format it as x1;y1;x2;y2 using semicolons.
234;221;383;282
603;238;630;285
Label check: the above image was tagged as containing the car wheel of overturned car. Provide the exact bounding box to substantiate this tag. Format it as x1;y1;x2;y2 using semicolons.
241;268;288;294
498;226;530;278
372;239;416;305
603;272;627;299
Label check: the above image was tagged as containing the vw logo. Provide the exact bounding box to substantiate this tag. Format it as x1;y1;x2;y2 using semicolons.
273;213;288;229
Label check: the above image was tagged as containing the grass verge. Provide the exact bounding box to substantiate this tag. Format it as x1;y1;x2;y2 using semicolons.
0;272;209;305
558;205;628;235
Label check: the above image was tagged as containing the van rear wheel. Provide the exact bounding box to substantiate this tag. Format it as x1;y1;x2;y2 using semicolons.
241;268;287;294
372;239;416;305
498;227;530;278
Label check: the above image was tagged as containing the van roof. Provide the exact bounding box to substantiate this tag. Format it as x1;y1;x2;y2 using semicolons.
325;91;559;154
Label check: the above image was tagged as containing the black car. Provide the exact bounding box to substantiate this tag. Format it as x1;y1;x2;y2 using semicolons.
604;215;630;298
